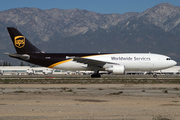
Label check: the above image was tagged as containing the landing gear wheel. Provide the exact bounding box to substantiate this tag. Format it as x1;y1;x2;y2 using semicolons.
153;74;157;78
91;74;101;78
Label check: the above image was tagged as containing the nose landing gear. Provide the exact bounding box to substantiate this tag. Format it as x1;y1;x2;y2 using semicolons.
153;73;157;78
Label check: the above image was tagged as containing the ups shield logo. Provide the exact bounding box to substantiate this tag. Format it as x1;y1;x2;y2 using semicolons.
14;36;25;48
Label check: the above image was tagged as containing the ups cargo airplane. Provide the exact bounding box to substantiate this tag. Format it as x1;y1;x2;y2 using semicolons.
6;27;177;77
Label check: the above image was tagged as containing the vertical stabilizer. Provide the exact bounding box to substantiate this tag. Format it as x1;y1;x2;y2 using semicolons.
7;27;43;54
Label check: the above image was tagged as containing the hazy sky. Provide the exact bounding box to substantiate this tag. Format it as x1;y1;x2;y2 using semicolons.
1;0;180;14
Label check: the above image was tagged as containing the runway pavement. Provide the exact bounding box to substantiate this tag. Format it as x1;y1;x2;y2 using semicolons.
1;74;180;84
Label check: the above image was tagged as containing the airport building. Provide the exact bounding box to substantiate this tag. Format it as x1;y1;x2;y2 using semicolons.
0;66;30;75
0;66;67;75
155;66;180;74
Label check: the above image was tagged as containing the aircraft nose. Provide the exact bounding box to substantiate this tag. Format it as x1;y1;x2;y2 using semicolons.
172;60;177;66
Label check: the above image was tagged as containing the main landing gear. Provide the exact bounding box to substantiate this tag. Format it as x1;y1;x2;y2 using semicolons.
91;70;101;78
91;73;101;78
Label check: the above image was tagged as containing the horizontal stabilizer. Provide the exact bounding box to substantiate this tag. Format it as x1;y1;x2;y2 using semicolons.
4;53;30;60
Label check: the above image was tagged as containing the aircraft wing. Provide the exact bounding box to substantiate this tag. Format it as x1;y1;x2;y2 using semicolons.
72;57;117;68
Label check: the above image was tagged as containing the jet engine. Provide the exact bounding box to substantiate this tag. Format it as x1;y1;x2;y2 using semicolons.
105;65;125;74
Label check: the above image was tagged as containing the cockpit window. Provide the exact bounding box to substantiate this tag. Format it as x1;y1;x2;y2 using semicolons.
166;58;171;60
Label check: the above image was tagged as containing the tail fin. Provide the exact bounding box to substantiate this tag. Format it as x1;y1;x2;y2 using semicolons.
7;27;43;54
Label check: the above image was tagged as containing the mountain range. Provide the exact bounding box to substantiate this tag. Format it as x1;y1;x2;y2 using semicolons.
1;3;180;65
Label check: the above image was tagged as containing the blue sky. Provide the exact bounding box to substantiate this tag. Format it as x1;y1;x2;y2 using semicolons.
1;0;180;14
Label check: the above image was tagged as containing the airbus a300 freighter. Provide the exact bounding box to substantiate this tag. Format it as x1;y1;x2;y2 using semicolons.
6;27;177;77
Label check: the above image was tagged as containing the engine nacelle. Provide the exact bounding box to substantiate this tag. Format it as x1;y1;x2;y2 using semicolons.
105;65;125;74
